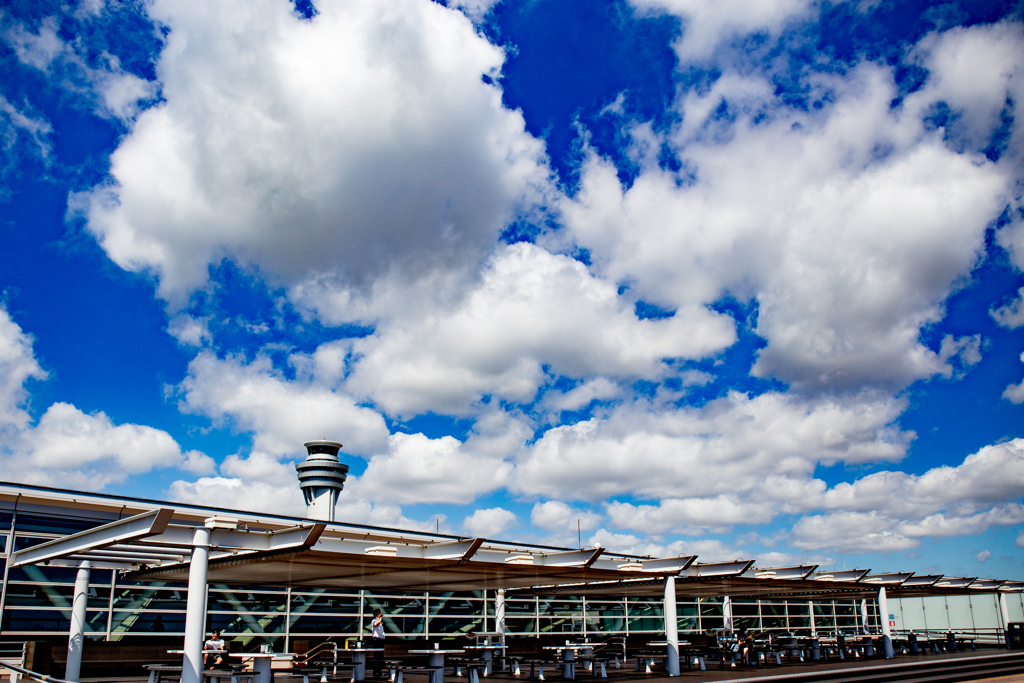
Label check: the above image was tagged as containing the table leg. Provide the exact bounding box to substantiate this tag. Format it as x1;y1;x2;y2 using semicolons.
429;653;445;683
561;651;574;680
253;658;272;683
482;650;492;676
351;653;366;682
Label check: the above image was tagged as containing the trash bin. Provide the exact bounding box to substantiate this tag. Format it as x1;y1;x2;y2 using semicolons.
946;631;956;651
1009;623;1024;649
908;632;918;654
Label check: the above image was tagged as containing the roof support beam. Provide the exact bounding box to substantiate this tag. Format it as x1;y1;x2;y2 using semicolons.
10;508;174;568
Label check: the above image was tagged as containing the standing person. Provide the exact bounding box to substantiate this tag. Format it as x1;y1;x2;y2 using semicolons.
204;630;226;668
370;609;385;677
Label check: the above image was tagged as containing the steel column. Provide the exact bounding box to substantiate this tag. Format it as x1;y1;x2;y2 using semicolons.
878;588;894;658
723;595;733;632
1000;593;1011;648
496;589;506;644
182;527;211;683
66;561;91;682
664;577;679;676
861;599;869;634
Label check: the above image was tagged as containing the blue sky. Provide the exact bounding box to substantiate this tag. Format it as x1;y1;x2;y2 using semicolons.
1;0;1024;579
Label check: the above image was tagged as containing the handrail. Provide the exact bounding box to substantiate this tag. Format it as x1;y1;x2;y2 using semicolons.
295;641;337;667
0;660;70;683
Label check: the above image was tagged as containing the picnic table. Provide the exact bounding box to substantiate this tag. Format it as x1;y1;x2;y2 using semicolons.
229;653;295;683
408;648;465;683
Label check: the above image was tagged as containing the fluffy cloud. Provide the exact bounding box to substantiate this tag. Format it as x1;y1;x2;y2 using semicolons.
0;307;47;431
630;0;815;61
558;59;1010;393
515;390;911;501
977;550;992;562
76;0;549;304
463;507;517;538
531;501;603;532
343;243;735;417
789;440;1024;552
3;16;156;121
0;308;198;489
176;351;390;457
1003;353;1024;405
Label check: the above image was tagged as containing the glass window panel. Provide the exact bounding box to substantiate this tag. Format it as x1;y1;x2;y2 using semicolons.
677;604;698;618
788;616;810;629
699;603;723;617
4;583;109;609
969;595;1001;631
289;615;360;635
676;617;699;632
113;587;188;611
376;615;424;635
366;597;425;615
788;603;809;616
209;591;287;613
428;616;483;635
503;618;537;635
429;591;484;600
761;617;786;629
2;609;106;633
208;612;286;634
0;512;11;530
586;617;626;634
587;602;625;617
732;604;758;617
15;514;106;535
761;603;786;616
921;596;950;630
700;616;724;631
111;611;188;634
8;565;114;584
0;535;6;553
502;600;537;615
290;592;360;614
835;603;856;616
946;596;975;630
628;602;663;618
813;603;834;616
429;597;482;617
539;617;583;634
538;600;583;617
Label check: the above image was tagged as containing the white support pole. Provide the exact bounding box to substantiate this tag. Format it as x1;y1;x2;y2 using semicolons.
1000;593;1011;648
808;601;816;637
182;526;211;683
878;588;894;658
65;561;91;682
723;595;733;633
496;589;506;644
861;599;869;634
664;578;679;676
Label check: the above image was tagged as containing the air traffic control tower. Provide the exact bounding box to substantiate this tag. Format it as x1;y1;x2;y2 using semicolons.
295;439;349;521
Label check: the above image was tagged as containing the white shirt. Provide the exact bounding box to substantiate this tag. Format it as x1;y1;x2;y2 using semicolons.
205;638;226;652
371;616;385;639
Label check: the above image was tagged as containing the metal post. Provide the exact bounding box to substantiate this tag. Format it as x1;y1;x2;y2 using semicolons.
861;599;868;634
1000;593;1011;648
285;587;292;652
496;589;506;644
723;596;733;632
182;526;211;683
809;601;815;637
664;578;679;676
878;588;894;658
66;561;92;682
106;571;116;640
0;505;18;621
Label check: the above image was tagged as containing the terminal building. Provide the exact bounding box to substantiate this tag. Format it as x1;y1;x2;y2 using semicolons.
1;441;1023;680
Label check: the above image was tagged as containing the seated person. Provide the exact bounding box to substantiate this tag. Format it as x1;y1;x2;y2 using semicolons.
204;631;226;668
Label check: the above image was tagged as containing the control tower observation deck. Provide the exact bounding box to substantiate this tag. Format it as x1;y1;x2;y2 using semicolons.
295;440;349;522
